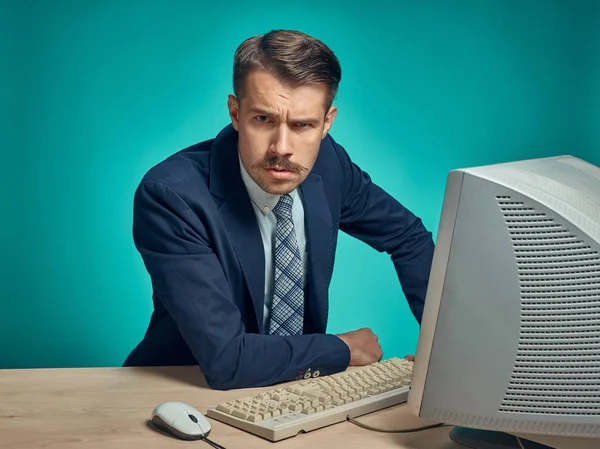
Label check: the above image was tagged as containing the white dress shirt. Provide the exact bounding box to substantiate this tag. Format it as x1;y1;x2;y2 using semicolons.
238;156;308;330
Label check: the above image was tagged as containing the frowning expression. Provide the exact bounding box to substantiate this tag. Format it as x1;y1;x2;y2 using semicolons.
228;70;337;194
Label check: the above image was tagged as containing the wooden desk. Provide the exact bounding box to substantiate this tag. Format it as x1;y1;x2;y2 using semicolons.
0;365;460;449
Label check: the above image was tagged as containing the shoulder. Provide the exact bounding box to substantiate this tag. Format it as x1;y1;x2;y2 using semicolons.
140;139;212;192
130;138;219;225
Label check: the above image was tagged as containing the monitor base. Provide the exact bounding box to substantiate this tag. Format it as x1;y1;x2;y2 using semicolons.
449;426;555;449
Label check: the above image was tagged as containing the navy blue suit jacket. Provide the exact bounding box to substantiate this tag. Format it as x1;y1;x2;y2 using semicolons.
123;124;435;390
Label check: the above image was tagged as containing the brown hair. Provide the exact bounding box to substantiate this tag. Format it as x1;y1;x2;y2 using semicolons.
233;30;341;111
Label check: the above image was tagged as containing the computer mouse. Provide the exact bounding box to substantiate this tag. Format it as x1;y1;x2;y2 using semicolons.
151;401;211;440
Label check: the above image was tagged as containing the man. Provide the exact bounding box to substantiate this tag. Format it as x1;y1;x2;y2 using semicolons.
124;30;435;390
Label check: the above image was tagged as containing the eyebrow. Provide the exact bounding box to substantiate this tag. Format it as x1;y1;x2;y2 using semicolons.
249;108;321;124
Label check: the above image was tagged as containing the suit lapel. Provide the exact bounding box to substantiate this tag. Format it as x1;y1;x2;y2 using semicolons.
299;172;334;333
209;125;265;331
208;125;335;334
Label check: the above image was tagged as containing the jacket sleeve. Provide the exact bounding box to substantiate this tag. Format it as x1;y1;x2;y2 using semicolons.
132;180;350;390
331;139;435;324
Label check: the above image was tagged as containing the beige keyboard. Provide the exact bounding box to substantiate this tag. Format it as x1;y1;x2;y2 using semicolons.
206;357;413;441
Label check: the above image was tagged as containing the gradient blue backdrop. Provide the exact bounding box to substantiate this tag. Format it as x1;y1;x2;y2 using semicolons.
1;0;599;369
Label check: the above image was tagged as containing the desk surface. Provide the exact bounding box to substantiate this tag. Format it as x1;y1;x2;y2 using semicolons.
0;365;460;449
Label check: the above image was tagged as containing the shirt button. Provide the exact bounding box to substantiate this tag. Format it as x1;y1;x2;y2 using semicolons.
263;206;269;213
312;370;320;378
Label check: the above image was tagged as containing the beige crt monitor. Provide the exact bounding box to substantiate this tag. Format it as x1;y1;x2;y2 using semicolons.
408;155;600;449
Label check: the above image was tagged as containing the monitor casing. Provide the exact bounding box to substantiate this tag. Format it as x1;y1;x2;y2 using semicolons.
409;156;600;446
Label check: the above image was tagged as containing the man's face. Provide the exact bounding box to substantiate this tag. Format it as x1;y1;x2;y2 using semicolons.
228;70;337;195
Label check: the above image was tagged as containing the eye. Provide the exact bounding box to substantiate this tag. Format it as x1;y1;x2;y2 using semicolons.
255;115;269;123
296;122;311;128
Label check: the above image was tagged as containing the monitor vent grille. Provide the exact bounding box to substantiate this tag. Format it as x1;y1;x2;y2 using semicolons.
496;196;600;416
430;409;600;436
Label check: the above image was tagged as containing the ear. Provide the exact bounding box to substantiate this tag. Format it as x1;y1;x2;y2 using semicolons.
322;105;338;139
227;95;240;131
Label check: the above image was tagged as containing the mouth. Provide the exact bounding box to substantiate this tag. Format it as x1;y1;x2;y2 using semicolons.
265;167;297;179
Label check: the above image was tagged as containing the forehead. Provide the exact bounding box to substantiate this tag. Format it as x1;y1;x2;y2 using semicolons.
241;70;328;116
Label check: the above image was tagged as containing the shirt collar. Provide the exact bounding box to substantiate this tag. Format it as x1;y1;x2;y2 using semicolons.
239;153;298;215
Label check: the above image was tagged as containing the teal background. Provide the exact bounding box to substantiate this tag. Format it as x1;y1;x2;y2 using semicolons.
1;0;599;369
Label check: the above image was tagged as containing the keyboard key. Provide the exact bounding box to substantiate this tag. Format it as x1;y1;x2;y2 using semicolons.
207;358;414;441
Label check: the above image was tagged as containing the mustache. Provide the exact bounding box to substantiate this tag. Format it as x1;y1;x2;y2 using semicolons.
252;156;309;173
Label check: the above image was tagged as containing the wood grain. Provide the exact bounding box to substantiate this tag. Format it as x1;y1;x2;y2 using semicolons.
0;365;457;448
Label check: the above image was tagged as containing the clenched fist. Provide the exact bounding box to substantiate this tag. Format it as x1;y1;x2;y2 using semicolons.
336;327;383;366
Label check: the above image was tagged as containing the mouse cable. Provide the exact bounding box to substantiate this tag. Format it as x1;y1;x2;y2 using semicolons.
201;435;226;449
346;415;450;433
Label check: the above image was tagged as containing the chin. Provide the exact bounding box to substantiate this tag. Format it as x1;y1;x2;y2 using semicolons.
259;180;299;195
262;184;297;195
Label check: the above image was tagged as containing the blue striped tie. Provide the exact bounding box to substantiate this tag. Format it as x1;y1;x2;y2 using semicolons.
269;194;304;336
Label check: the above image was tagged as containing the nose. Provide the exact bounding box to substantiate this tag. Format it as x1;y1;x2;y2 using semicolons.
269;125;292;156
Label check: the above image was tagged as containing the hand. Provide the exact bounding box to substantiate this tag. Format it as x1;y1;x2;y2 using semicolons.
404;355;415;362
336;328;383;366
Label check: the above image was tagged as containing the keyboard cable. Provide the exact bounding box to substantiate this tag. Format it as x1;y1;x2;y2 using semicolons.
346;415;450;433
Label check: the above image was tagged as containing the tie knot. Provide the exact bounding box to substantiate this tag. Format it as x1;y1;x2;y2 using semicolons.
273;194;293;220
